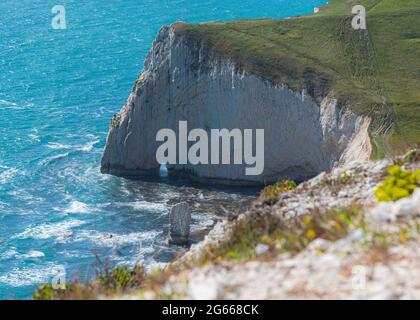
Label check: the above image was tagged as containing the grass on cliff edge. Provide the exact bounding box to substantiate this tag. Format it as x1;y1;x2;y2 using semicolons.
175;0;420;157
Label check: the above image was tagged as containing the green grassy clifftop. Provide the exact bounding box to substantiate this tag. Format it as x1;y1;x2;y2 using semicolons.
175;0;420;157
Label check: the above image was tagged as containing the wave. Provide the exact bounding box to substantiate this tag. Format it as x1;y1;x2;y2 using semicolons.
110;201;168;214
0;99;17;107
0;249;18;260
46;142;73;150
38;152;70;166
77;139;99;153
194;215;215;228
0;167;20;185
19;250;45;259
46;139;99;152
40;139;100;166
0;99;34;110
4;189;44;206
0;263;63;287
114;246;158;267
27;133;40;143
0;249;45;261
73;229;162;248
13;219;86;242
64;201;91;214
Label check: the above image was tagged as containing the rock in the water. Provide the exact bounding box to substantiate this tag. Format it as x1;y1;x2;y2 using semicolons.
169;202;191;245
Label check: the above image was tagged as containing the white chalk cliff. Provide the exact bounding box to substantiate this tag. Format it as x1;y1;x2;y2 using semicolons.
101;24;372;184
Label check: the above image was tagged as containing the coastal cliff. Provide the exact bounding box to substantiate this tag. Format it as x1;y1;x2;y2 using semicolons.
35;0;420;300
101;24;371;183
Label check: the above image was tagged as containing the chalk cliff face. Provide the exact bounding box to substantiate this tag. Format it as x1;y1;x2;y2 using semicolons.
101;24;372;184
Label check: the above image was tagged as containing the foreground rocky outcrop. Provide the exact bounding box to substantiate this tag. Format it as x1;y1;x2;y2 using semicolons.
101;24;372;184
126;155;419;300
36;153;419;300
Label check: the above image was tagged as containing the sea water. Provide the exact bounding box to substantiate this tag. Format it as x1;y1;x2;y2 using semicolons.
0;0;326;299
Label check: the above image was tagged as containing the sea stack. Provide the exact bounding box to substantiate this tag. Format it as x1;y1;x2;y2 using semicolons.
169;202;191;246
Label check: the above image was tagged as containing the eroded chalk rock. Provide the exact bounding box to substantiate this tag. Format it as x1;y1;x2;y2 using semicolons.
101;24;372;184
169;202;191;245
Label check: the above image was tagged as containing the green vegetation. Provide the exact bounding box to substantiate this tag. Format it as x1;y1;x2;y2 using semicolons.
98;265;144;290
35;199;420;299
403;147;420;163
258;204;365;255
200;201;420;264
315;170;352;195
131;78;144;93
34;264;145;300
199;204;364;263
175;0;420;156
33;284;56;300
374;164;420;202
110;112;122;128
259;179;297;205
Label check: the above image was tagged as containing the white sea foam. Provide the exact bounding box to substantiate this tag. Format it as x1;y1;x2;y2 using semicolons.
74;230;161;248
0;263;63;287
46;142;73;150
77;140;99;153
0;99;17;107
0;248;18;260
28;134;40;143
195;217;215;228
0;99;33;110
57;250;91;259
1;249;45;260
46;140;99;153
0;167;20;185
13;219;86;242
64;201;91;214
114;246;157;266
39;152;70;166
20;250;45;259
40;139;100;166
113;201;168;213
5;189;44;207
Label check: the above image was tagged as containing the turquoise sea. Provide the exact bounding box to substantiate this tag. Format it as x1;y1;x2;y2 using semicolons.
0;0;326;299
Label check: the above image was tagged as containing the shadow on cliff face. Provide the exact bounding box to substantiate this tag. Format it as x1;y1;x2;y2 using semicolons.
106;172;260;200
